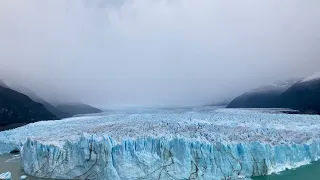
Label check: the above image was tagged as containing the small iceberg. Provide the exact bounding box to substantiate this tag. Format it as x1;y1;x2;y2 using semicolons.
0;172;11;180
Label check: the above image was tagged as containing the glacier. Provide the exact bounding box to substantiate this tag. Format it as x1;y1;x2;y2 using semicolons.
1;107;320;179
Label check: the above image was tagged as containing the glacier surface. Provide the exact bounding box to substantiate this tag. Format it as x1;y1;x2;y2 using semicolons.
1;107;320;179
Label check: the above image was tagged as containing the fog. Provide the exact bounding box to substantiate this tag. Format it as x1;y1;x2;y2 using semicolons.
0;0;320;108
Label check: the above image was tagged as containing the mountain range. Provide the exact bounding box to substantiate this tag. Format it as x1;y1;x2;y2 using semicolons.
0;80;102;131
0;82;56;130
227;73;320;114
1;72;319;131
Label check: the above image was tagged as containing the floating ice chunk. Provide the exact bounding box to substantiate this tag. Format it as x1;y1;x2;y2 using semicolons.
0;172;11;180
20;175;27;180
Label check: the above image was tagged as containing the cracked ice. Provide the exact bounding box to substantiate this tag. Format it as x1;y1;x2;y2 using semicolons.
1;107;320;179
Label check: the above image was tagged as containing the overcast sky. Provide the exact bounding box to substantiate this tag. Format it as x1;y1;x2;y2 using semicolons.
0;0;320;108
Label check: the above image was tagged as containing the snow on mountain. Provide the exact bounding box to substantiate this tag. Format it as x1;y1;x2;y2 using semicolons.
1;107;320;179
227;79;298;109
248;79;298;93
0;80;8;88
300;72;320;83
280;73;320;114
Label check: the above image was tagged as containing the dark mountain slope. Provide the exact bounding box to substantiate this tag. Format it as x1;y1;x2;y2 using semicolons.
0;85;56;129
56;103;102;116
280;78;320;114
227;73;320;114
227;80;296;108
0;80;8;88
227;88;283;108
10;84;70;119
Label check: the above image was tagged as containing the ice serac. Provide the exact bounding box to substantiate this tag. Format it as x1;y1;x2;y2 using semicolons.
22;134;320;180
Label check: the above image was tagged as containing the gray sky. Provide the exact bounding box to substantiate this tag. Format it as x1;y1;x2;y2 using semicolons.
0;0;320;108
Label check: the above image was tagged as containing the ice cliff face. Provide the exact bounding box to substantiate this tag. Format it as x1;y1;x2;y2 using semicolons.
1;107;320;179
21;134;320;180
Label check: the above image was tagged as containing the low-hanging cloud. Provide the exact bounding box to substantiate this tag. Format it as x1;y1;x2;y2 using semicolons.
0;0;320;108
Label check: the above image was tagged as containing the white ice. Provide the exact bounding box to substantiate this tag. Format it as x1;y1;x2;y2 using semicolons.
1;107;320;179
0;172;11;180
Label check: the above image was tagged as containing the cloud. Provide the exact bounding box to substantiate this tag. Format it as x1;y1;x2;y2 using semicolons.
0;0;319;107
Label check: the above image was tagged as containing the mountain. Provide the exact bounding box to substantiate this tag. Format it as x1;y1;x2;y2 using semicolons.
55;103;102;116
227;73;320;114
8;84;70;119
280;74;320;114
2;79;102;118
210;100;231;107
0;80;8;88
0;83;56;130
227;80;297;108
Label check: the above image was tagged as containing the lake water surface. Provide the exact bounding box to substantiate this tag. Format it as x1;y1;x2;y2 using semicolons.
0;153;64;180
253;161;320;180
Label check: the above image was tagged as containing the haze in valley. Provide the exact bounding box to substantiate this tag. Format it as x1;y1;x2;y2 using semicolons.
0;0;319;108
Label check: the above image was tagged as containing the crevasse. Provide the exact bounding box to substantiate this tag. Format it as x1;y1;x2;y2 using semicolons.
21;134;320;180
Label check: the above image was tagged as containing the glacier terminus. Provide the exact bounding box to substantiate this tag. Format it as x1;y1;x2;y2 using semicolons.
1;107;320;180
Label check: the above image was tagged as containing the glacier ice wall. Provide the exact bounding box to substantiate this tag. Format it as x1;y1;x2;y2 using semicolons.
1;107;320;179
21;134;320;180
0;141;18;154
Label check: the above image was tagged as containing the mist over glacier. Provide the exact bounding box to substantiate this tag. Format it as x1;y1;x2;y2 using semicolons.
1;0;320;107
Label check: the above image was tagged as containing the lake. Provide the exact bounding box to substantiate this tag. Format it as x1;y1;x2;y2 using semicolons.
254;161;320;180
0;153;64;180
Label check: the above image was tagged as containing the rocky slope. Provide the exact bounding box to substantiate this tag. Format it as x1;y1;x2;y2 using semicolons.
0;83;56;130
3;79;101;118
9;84;70;119
280;76;320;114
227;73;320;114
227;80;296;108
56;103;102;116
